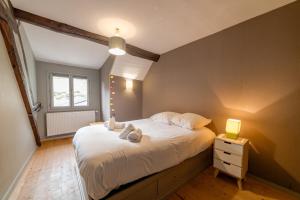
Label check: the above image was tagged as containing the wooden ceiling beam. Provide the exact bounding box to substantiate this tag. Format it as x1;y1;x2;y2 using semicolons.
13;8;160;62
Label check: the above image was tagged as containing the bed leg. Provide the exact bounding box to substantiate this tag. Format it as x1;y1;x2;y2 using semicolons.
214;168;219;177
237;178;243;190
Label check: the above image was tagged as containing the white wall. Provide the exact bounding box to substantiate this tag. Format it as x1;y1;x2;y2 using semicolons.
100;56;115;121
0;31;36;199
19;24;37;103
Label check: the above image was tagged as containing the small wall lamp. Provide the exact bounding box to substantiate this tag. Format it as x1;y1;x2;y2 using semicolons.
225;119;241;139
126;79;133;90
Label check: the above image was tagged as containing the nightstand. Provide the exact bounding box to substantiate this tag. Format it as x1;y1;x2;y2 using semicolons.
213;134;249;190
89;121;104;126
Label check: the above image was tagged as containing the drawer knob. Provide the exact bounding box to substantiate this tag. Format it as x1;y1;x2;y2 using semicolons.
224;151;231;155
224;141;232;144
223;161;231;165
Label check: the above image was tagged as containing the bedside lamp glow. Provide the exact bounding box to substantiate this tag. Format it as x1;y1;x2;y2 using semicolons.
225;119;241;139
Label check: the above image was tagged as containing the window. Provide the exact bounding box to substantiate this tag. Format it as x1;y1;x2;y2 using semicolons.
51;74;89;108
73;77;88;106
52;75;70;107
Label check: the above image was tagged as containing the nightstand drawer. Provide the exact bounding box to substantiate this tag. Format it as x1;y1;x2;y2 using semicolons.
214;159;242;178
214;149;242;167
215;139;243;155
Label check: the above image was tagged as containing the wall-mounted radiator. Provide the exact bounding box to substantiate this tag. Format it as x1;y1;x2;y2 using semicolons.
46;110;95;136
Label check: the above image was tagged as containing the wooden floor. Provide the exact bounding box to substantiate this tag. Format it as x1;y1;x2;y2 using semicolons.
168;170;299;200
15;138;82;200
15;138;299;200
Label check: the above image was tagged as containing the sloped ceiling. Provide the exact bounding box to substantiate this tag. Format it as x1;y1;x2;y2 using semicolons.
111;54;153;81
12;0;295;54
21;22;110;69
12;0;295;79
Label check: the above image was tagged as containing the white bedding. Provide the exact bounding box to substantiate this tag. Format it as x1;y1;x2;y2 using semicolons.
73;118;215;199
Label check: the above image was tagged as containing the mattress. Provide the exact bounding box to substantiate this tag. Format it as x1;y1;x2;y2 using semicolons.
73;118;215;199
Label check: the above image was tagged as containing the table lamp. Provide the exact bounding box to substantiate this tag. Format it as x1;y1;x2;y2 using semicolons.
225;119;241;139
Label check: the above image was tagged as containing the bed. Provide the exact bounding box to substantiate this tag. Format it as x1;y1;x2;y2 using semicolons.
73;118;215;200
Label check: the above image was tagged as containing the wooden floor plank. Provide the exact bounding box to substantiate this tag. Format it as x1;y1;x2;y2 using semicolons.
16;138;81;200
15;138;299;200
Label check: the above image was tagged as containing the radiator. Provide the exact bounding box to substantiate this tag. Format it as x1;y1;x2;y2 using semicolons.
46;111;95;136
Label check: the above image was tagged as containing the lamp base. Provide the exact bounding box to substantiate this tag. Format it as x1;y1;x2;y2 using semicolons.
226;132;239;140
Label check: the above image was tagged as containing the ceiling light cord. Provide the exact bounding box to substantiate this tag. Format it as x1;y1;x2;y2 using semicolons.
115;28;120;36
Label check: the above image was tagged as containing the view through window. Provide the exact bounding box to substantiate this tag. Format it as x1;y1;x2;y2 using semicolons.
52;75;70;107
73;77;88;106
51;74;88;108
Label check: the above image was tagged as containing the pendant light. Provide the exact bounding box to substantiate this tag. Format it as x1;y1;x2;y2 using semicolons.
108;28;126;56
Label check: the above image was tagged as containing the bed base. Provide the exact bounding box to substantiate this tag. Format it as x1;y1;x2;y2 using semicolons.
82;146;212;200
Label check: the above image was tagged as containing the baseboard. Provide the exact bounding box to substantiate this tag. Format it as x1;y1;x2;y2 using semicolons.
2;147;36;200
248;173;300;198
41;133;75;141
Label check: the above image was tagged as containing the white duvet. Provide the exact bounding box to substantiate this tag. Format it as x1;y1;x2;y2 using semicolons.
73;119;215;200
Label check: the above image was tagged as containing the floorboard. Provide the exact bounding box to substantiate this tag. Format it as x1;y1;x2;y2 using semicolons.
14;138;299;200
16;138;81;200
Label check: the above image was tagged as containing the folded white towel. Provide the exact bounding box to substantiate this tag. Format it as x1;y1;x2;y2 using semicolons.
127;128;143;143
119;124;135;139
107;117;115;130
104;121;114;130
104;121;125;130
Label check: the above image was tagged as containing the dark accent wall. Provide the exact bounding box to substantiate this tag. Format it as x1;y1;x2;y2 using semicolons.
100;55;143;122
143;2;300;192
113;76;143;122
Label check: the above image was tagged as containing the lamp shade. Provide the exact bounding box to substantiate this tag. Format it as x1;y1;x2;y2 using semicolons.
225;119;241;139
109;36;126;56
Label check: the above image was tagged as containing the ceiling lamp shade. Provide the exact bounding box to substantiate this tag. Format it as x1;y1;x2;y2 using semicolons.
109;28;126;56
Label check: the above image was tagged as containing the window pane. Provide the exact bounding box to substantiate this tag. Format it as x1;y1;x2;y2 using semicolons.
52;76;70;107
73;78;88;106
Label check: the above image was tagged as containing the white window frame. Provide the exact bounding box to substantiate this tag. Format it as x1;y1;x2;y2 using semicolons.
49;73;89;110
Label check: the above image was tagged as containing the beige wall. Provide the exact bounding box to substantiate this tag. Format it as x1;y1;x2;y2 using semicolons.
36;61;101;139
143;2;300;192
0;32;36;199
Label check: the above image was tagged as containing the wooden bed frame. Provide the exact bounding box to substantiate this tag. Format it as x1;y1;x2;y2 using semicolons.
78;146;213;200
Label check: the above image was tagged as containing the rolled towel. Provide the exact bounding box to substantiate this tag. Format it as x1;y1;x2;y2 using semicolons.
108;117;115;130
119;124;135;139
127;128;143;143
115;122;125;129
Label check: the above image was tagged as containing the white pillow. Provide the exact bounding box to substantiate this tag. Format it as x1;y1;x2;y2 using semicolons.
150;112;180;124
170;114;182;127
179;113;211;130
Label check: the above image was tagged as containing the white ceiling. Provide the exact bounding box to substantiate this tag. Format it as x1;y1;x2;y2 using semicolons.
111;54;153;81
12;0;295;54
21;22;110;69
